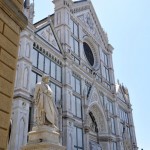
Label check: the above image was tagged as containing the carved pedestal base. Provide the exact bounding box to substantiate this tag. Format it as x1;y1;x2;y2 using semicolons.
22;125;66;150
22;143;65;150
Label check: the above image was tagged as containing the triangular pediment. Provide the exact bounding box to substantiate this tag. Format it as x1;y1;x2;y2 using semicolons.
36;24;61;53
71;1;108;45
77;11;100;40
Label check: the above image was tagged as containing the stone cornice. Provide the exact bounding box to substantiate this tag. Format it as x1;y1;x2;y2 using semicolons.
0;0;27;30
13;93;32;102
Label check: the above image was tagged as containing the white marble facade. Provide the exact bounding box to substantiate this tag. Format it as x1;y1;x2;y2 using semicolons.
9;0;138;150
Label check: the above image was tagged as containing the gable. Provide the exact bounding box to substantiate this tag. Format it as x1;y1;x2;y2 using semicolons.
77;11;100;40
36;24;61;52
71;1;108;46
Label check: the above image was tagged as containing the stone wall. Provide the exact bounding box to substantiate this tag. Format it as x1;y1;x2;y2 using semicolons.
0;0;27;149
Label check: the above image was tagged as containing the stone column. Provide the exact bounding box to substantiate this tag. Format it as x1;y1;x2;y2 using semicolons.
9;28;34;149
0;0;27;149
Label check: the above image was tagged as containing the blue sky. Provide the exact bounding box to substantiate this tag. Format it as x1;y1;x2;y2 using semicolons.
34;0;149;149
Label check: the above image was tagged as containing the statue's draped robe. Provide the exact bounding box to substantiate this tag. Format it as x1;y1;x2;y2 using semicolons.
34;82;55;125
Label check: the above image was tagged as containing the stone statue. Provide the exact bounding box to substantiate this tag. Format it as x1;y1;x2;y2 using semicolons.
22;75;65;150
33;74;56;127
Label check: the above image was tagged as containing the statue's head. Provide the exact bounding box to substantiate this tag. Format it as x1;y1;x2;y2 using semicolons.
42;74;50;83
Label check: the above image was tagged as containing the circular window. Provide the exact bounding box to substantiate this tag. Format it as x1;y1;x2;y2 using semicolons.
83;42;94;66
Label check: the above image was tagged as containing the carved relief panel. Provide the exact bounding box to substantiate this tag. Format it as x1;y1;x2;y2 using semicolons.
37;25;60;51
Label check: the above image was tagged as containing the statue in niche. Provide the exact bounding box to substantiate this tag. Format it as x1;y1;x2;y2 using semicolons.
33;74;57;127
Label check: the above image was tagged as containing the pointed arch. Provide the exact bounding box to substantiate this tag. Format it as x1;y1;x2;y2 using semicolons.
86;102;108;133
88;85;103;107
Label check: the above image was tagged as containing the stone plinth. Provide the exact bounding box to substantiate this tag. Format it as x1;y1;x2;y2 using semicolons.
22;126;66;150
22;143;65;150
28;126;60;145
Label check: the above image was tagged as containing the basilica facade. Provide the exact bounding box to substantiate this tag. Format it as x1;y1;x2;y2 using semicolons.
9;0;138;150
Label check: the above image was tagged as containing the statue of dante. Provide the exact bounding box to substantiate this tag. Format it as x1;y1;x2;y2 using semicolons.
33;74;56;126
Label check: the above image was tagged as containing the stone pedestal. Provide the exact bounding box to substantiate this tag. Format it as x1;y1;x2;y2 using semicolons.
22;125;66;150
